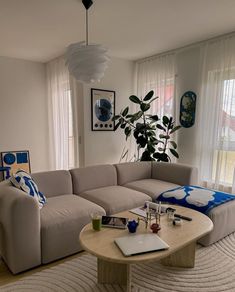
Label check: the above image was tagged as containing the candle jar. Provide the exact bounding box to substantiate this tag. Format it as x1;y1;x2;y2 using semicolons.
167;209;175;221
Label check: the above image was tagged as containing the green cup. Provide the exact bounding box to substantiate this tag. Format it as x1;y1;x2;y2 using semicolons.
91;214;102;231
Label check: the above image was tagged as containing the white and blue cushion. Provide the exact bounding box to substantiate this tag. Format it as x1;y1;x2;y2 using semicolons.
10;170;46;209
157;185;235;214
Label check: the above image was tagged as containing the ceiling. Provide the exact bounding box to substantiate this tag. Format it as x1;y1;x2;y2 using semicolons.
0;0;235;63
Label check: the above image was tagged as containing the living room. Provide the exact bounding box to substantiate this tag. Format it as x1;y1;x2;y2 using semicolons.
0;0;235;291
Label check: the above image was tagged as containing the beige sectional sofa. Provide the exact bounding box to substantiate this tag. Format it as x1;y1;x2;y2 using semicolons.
0;162;233;274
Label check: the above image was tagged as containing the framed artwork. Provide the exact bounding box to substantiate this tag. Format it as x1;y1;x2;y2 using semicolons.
91;88;115;131
1;150;31;179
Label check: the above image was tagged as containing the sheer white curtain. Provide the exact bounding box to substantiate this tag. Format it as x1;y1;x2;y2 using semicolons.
47;57;76;170
133;53;176;161
136;53;176;118
197;35;235;193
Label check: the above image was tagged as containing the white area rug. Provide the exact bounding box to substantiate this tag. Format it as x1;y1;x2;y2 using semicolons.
1;233;235;292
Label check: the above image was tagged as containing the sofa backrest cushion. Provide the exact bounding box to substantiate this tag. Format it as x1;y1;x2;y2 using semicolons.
70;164;117;195
151;162;198;186
32;170;73;198
114;162;152;185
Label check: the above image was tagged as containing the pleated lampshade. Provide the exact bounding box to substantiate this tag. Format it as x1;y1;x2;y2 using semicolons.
65;41;110;83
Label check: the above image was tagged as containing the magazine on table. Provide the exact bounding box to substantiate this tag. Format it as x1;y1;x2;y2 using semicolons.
130;202;171;218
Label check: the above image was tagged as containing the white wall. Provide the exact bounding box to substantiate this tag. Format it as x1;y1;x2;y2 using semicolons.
175;47;201;166
0;56;49;173
83;57;134;166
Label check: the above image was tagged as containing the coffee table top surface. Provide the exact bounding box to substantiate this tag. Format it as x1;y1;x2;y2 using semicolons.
79;205;213;264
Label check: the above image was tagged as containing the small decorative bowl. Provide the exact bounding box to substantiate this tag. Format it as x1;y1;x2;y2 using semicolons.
150;223;161;233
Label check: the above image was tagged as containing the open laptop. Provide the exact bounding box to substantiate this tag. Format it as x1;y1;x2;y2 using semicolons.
114;233;169;256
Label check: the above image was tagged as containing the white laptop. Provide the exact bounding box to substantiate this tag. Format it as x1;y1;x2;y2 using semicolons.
114;233;169;256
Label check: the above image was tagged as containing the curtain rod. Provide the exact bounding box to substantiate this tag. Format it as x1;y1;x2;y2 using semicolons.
136;30;235;64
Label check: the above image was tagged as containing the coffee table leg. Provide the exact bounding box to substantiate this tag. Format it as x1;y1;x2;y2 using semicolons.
161;241;196;268
97;258;131;291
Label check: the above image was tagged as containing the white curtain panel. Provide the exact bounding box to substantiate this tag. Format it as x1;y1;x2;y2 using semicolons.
136;53;176;118
69;76;84;167
47;57;72;170
197;35;235;192
135;53;176;161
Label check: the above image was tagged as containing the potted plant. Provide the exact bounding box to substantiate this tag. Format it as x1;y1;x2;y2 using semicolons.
112;90;181;162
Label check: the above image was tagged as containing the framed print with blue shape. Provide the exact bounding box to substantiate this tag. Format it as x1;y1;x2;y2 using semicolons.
1;150;31;179
91;88;115;131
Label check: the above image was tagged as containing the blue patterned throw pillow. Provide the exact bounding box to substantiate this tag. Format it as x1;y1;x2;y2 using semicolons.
10;170;46;209
157;185;235;214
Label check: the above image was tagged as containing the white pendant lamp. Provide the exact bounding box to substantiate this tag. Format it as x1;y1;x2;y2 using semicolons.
65;0;109;83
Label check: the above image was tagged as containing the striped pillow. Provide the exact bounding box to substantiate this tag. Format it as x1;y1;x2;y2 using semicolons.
10;170;46;209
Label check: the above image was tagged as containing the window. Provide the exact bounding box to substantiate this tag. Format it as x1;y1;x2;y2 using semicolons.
221;79;235;149
212;79;235;185
147;78;175;118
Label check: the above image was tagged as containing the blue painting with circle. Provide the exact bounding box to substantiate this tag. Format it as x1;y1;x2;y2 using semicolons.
95;99;112;122
3;153;16;165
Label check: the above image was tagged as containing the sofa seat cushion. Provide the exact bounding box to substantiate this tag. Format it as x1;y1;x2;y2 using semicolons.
40;195;105;264
199;199;235;246
124;179;179;200
79;186;151;215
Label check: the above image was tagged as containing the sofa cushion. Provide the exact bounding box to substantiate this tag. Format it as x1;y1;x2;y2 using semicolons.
152;162;198;186
79;186;151;215
40;194;105;263
158;185;235;214
199;200;235;246
124;179;179;200
32;170;72;198
114;162;152;185
70;164;117;194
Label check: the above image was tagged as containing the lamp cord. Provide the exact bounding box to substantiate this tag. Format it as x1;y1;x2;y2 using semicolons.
86;9;88;45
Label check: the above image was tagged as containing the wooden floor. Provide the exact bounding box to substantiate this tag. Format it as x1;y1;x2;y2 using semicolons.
0;252;85;287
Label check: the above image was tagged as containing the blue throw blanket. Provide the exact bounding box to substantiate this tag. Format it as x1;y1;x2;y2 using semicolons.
157;185;235;214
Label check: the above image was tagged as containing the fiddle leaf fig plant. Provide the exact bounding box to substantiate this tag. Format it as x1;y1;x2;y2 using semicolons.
112;90;181;162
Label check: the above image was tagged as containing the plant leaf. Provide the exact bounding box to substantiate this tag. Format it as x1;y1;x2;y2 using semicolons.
137;135;147;148
162;116;169;126
153;152;169;162
133;129;139;139
112;115;120;121
156;124;166;131
147;144;155;153
143;90;154;101
159;134;170;139
170;125;181;134
169;140;177;149
140;150;152;161
122;106;129;117
140;103;150;112
125;127;131;140
129;95;141;104
170;148;179;158
149;115;159;121
114;121;121;131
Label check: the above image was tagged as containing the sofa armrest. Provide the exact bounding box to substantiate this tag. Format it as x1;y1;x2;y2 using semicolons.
0;181;41;274
151;162;198;186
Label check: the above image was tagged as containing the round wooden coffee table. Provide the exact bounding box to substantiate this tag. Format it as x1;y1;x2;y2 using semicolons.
79;205;213;292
